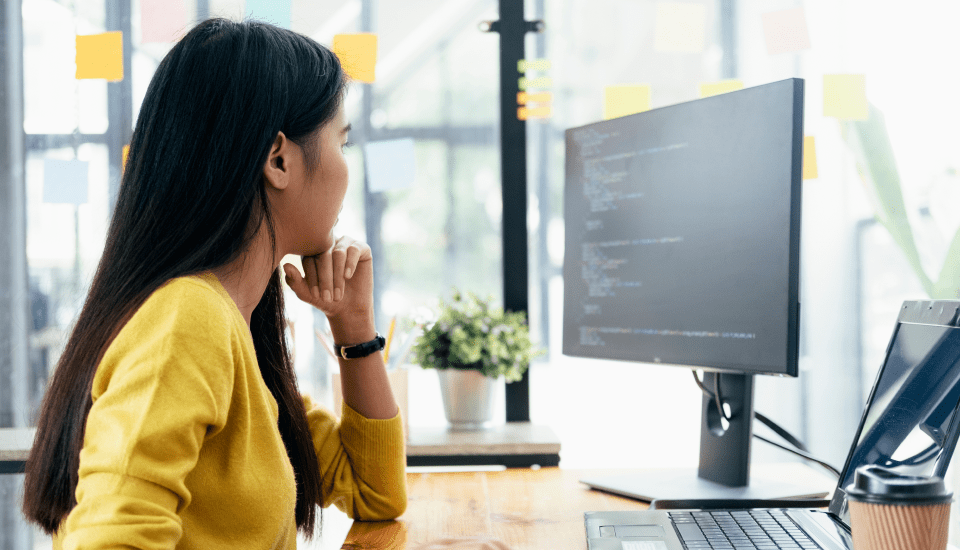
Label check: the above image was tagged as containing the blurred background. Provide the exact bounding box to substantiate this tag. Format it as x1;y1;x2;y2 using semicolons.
2;0;960;547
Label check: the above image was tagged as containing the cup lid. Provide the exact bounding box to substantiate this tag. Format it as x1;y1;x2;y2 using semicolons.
845;465;953;505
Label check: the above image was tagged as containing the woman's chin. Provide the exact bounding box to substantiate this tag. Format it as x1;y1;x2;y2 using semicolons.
302;237;334;258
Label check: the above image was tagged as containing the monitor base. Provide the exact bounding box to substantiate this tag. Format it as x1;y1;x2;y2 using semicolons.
580;466;831;503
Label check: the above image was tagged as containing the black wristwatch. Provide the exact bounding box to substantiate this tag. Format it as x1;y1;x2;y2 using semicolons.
334;333;386;360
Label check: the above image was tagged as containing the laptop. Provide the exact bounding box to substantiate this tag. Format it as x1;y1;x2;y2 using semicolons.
585;300;960;550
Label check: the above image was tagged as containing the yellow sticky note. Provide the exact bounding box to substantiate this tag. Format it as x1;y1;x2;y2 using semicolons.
122;145;130;173
604;85;651;120
823;74;867;120
802;136;818;180
76;32;124;81
654;2;707;53
518;76;552;90
332;33;377;83
518;59;551;72
699;79;744;98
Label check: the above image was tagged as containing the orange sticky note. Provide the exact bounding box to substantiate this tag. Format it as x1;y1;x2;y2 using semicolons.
802;136;818;180
604;85;651;120
517;92;552;105
761;7;812;55
76;32;123;81
654;2;707;53
823;74;867;120
332;33;377;83
518;105;552;121
122;145;130;173
699;79;744;98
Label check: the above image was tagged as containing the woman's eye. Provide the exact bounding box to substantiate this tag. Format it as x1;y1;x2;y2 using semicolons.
341;141;354;150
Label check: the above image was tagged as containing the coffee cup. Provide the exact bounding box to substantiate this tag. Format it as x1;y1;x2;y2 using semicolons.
845;465;952;550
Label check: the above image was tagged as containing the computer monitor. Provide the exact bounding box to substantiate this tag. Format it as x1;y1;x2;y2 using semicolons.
563;78;805;500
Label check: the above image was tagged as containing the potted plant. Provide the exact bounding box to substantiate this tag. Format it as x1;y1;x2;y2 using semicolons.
412;290;542;430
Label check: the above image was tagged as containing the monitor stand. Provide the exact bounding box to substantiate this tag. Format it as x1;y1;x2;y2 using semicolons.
580;372;830;502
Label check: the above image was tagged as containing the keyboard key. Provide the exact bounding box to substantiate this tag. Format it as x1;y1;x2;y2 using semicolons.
677;523;707;542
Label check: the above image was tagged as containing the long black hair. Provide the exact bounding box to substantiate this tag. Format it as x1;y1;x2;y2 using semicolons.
23;18;345;536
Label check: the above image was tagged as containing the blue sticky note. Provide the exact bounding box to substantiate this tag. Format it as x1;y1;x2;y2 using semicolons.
246;0;292;29
43;159;89;205
364;139;416;193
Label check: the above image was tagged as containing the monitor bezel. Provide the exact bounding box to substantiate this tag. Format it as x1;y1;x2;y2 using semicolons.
561;78;804;378
828;302;960;524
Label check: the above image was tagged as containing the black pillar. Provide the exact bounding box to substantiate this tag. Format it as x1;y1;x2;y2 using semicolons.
495;0;537;422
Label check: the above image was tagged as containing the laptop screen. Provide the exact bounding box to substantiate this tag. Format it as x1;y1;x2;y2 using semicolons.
830;320;960;526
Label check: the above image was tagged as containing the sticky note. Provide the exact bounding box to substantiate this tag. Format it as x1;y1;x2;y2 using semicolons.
654;2;707;53
517;92;552;105
246;0;292;29
518;59;551;72
823;74;867;120
699;79;744;98
364;139;416;192
518;105;552;121
76;32;123;81
761;7;812;55
518;76;552;90
332;33;377;83
43;159;89;205
604;85;651;120
122;145;130;173
141;0;187;43
802;136;818;179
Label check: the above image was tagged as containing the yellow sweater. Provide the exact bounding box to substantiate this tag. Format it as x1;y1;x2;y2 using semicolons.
55;272;406;550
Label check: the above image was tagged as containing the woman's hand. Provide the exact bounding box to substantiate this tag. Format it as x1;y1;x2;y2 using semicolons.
282;235;376;343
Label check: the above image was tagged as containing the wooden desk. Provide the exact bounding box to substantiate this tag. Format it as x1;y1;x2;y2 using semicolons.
341;468;647;549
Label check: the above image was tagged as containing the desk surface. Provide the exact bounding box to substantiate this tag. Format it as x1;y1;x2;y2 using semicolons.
343;463;836;550
344;468;647;549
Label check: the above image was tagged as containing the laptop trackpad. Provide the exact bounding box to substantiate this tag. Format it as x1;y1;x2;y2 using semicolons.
617;525;665;537
621;541;669;550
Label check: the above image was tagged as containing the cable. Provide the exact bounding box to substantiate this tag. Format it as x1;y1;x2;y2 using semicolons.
755;412;809;453
755;434;841;479
691;370;841;478
692;370;731;421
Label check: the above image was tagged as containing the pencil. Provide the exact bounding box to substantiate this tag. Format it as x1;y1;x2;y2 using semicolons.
314;329;336;359
383;316;397;363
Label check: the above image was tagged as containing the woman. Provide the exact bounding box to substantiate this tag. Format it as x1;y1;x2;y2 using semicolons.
22;18;406;548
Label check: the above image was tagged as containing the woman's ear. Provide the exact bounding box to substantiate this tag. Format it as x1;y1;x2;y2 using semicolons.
263;131;290;191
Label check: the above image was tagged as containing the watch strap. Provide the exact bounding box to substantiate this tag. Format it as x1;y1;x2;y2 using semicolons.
334;333;386;360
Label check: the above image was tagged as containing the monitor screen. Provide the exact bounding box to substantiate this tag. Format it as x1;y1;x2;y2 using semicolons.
562;79;803;376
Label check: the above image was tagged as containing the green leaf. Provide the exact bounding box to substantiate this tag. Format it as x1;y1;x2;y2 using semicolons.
932;225;960;299
841;104;934;296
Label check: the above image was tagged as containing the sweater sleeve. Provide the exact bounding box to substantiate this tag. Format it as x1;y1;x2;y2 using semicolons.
301;394;407;520
61;282;235;550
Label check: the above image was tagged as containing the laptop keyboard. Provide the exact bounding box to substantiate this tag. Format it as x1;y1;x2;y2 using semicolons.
668;510;821;550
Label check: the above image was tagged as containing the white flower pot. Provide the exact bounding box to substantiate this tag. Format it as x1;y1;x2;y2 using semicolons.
437;368;497;430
